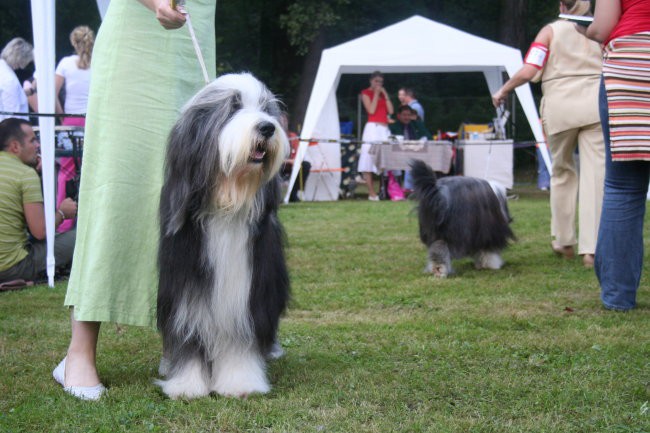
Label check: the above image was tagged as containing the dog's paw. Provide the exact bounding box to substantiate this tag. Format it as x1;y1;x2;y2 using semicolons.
474;252;503;270
266;341;285;361
213;377;270;399
211;353;270;398
156;378;210;400
158;357;170;377
433;265;449;278
426;262;449;278
156;359;210;400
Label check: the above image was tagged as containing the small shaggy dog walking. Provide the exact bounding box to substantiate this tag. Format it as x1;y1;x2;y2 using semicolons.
156;73;290;399
410;160;515;277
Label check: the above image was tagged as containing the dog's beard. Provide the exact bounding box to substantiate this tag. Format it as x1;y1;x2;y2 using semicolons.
213;166;264;215
212;135;285;217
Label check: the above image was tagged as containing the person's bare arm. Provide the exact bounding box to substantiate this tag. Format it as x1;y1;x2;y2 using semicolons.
27;92;38;112
23;79;38;112
54;74;65;114
492;64;540;107
492;25;553;107
362;91;380;115
586;0;621;43
136;0;186;29
24;198;77;240
24;202;47;240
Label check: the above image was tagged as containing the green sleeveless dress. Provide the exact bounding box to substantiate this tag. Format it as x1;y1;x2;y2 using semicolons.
64;0;216;327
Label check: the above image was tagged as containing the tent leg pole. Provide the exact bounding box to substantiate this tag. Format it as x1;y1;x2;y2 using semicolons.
510;92;516;139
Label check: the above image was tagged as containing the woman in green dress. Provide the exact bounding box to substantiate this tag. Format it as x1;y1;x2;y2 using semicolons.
52;0;216;400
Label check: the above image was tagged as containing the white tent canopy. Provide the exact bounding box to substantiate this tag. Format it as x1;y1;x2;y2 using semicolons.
30;0;57;286
285;15;549;203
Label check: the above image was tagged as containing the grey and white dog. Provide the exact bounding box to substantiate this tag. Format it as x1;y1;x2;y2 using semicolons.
157;73;290;399
410;159;515;277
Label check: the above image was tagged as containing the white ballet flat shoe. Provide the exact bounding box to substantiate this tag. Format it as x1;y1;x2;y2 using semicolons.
53;357;106;401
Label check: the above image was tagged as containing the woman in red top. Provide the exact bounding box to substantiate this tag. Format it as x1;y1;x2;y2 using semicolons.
359;71;394;200
587;0;650;311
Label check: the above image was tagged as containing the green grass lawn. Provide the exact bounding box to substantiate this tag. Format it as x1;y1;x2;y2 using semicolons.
1;186;648;433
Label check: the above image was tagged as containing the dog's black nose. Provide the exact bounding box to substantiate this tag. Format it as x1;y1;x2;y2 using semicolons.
258;121;275;138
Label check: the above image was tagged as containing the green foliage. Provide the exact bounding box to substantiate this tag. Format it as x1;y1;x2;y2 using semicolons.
279;0;350;55
429;0;501;41
215;0;300;98
0;1;31;49
1;185;649;432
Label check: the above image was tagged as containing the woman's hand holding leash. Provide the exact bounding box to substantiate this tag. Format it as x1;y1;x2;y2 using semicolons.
137;0;186;29
492;90;507;108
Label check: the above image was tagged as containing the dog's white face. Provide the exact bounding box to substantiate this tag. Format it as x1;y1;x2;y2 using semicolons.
212;73;288;177
177;73;289;215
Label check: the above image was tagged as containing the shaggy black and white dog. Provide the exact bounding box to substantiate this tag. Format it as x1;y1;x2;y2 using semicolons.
156;73;290;399
410;160;515;277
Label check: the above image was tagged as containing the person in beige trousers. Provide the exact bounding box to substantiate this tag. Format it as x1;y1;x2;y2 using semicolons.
492;0;605;268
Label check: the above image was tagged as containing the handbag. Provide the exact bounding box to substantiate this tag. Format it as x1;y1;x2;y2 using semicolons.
64;136;82;201
387;171;405;201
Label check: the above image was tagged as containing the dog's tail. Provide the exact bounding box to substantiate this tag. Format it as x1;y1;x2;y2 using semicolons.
488;180;513;224
409;159;438;202
409;160;446;246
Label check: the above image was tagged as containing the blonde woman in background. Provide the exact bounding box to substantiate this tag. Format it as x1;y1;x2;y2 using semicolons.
54;26;94;233
55;26;94;121
492;0;605;268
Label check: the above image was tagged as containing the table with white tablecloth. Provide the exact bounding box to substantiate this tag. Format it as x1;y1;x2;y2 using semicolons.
456;139;513;189
369;140;454;174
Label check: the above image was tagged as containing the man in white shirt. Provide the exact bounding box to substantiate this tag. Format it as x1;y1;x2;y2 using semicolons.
398;87;425;121
397;87;426;192
0;38;33;121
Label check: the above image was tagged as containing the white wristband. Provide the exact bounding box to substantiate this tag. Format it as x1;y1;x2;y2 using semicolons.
57;209;66;220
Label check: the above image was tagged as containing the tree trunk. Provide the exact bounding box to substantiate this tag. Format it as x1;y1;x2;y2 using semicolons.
498;0;528;51
290;29;326;133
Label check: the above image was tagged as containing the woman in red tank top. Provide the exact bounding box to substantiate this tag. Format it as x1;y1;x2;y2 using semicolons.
587;0;650;311
358;71;394;200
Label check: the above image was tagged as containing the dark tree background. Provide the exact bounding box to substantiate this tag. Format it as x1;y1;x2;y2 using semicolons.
0;0;563;139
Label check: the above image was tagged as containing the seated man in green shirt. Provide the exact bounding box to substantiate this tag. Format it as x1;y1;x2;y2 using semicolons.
389;105;431;141
0;118;77;284
389;105;432;192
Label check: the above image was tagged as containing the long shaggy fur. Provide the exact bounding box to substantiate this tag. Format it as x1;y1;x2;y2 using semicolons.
157;73;290;399
410;159;515;277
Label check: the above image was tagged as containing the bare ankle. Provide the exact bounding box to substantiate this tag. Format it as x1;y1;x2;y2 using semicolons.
63;351;100;387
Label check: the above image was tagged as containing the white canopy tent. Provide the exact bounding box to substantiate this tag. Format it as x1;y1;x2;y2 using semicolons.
96;0;111;20
30;0;57;286
285;15;550;203
30;0;106;286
